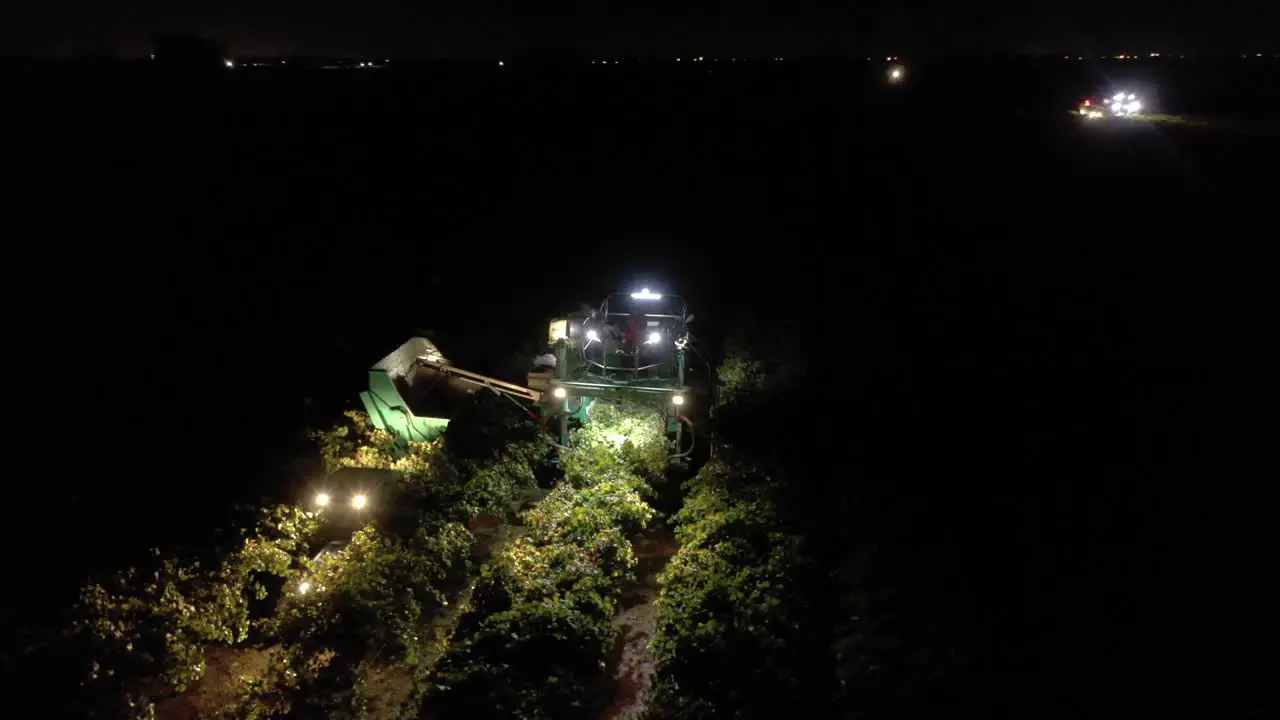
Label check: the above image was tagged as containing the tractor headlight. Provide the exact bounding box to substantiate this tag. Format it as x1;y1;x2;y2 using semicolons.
672;394;685;406
553;386;567;399
647;331;662;344
351;494;368;510
314;492;331;508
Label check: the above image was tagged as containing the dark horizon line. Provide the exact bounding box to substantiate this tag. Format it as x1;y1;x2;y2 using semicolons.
3;51;1277;61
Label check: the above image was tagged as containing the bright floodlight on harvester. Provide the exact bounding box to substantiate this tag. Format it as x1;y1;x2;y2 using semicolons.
631;288;663;300
672;394;685;406
314;492;331;508
351;494;368;510
553;386;567;399
646;331;662;344
586;329;600;342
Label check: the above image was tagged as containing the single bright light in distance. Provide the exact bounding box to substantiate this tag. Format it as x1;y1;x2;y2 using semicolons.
647;331;662;344
298;581;312;595
888;66;904;82
586;329;600;342
224;59;235;68
351;494;368;510
553;386;567;399
631;288;663;300
672;394;685;406
315;492;331;508
498;60;504;67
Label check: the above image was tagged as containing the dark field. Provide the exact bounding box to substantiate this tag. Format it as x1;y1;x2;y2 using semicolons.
7;57;1276;715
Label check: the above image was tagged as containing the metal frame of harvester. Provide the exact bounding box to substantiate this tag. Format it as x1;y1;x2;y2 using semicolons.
359;288;694;460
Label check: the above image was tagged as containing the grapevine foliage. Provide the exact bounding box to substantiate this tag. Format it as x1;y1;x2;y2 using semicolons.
421;402;666;720
67;396;546;719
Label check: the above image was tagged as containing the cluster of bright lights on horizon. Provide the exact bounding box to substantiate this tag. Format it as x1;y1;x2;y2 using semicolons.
1082;91;1141;118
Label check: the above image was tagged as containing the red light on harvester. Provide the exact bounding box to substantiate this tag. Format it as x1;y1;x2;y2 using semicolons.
1084;99;1091;106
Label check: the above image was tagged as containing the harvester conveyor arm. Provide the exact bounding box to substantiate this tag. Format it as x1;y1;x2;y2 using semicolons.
419;359;543;403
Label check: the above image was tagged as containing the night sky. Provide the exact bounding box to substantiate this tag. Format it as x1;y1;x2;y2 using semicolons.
3;1;1276;57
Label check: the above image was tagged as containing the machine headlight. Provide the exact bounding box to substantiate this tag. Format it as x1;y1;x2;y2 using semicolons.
351;494;368;510
647;331;662;344
553;386;567;399
586;329;600;342
1125;100;1141;112
298;581;312;595
672;394;685;406
314;492;331;508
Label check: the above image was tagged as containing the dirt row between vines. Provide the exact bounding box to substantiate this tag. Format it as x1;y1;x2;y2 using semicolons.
598;524;680;720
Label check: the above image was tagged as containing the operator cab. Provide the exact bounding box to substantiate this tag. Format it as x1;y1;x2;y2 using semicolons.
582;289;689;383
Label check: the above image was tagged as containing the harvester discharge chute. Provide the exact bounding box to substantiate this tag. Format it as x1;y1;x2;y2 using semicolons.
358;336;541;444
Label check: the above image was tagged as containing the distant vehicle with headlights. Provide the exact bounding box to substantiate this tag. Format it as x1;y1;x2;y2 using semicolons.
309;467;395;519
1078;91;1143;119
